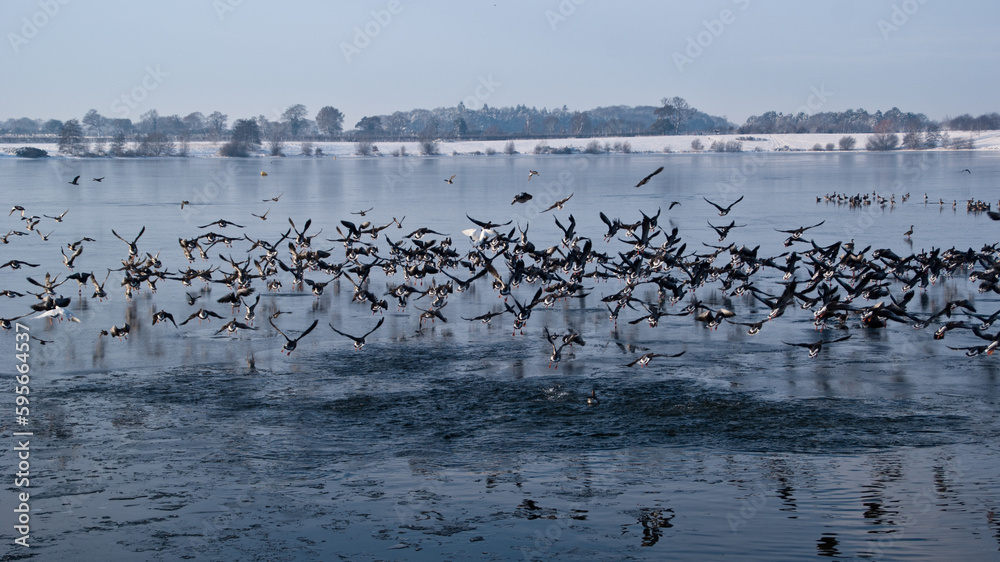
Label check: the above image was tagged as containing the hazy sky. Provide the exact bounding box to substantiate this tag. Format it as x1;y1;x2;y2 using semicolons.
3;0;998;127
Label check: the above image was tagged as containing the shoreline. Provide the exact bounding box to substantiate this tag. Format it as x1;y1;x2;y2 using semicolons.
2;131;999;159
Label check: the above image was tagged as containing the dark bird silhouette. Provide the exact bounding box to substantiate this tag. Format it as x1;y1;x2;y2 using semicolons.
110;323;130;341
1;260;40;270
635;166;664;187
352;207;374;216
543;327;571;368
92;177;105;182
68;175;80;185
198;219;245;229
511;192;533;205
263;192;283;202
152;310;178;328
270;318;318;355
216;319;257;335
775;220;825;240
444;175;456;184
111;227;145;256
625;351;686;367
179;309;224;325
782;335;851;358
330;317;385;350
707;220;746;242
703;195;744;216
466;214;511;229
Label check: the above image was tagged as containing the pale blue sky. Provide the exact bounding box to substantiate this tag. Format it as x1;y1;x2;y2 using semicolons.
2;0;998;127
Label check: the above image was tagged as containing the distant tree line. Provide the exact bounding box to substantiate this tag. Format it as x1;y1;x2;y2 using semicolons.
2;100;996;157
738;107;999;136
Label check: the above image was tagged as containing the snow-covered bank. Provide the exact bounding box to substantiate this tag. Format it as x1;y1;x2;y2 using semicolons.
4;131;1000;158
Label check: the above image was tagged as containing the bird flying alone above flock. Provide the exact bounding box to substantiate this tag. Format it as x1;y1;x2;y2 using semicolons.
635;166;664;188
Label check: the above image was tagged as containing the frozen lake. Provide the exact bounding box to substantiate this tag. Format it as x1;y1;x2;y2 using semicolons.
2;151;1000;559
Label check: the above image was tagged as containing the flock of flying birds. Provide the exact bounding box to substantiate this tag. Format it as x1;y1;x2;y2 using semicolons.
3;163;1000;380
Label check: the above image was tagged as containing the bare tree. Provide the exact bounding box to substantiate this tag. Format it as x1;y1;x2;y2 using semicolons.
207;111;228;141
82;109;105;137
58;119;86;155
902;131;923;150
281;104;308;138
866;133;899;151
182;112;205;136
838;136;856;150
315;106;344;137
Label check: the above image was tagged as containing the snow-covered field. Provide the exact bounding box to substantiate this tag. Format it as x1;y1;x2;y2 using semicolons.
3;131;1000;158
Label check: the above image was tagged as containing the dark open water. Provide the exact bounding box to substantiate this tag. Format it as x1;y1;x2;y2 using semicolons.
1;151;1000;560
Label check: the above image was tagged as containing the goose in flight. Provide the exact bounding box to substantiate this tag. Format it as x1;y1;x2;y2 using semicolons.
541;193;573;213
329;317;385;350
624;351;686;367
782;334;851;358
112;226;145;256
152;309;178;328
68;175;80;185
110;322;130;341
703;195;744;216
44;210;69;222
511;192;533;205
270;318;318;355
634;166;664;188
33;306;80;324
